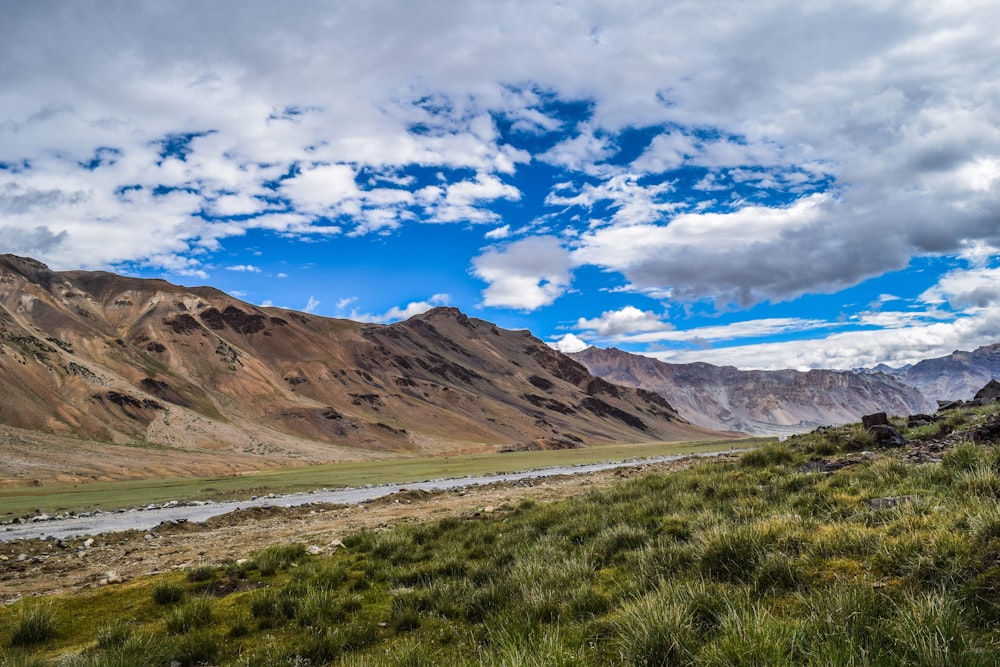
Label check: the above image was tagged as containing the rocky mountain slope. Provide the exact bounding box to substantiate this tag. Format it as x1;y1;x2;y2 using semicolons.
572;347;935;436
0;255;721;484
873;344;1000;402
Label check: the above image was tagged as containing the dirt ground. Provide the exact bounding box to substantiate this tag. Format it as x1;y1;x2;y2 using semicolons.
0;455;739;603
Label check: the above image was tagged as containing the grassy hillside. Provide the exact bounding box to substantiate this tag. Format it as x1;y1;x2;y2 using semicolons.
5;406;1000;665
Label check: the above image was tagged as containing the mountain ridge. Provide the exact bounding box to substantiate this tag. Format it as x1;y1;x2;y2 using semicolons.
0;255;721;484
572;346;935;435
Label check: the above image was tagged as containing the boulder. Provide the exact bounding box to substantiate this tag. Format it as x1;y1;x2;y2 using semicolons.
868;424;905;448
862;412;889;429
972;419;1000;443
907;414;937;428
974;379;1000;405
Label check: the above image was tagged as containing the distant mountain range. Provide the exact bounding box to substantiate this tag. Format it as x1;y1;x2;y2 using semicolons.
571;347;936;436
3;253;998;481
865;344;1000;403
0;255;720;484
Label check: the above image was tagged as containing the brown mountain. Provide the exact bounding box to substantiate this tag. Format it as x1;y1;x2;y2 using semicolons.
571;347;934;436
0;255;722;484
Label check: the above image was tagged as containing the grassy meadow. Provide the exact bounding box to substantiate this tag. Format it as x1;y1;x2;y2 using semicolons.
5;408;1000;665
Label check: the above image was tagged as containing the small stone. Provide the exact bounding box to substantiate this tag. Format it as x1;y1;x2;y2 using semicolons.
144;533;156;541
83;538;94;549
307;545;323;555
867;495;919;511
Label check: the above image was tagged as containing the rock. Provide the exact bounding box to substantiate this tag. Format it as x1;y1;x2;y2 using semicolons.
144;533;156;541
306;545;323;555
862;412;889;429
102;570;122;585
972;419;1000;443
974;379;1000;405
867;495;919;510
868;424;905;447
907;414;937;427
83;538;94;549
329;539;345;551
937;399;965;412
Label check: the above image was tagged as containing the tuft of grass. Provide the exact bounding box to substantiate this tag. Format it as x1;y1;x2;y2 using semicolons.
253;542;307;576
169;631;219;667
151;580;185;605
740;440;798;467
95;619;133;650
185;564;217;583
164;596;212;635
8;602;57;647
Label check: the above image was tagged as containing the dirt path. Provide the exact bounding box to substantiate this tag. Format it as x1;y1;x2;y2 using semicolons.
0;455;739;602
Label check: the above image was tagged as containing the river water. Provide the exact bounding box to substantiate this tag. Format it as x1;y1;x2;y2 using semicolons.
0;450;742;542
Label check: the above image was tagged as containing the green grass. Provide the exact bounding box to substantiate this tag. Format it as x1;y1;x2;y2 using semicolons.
10;406;1000;664
0;437;749;517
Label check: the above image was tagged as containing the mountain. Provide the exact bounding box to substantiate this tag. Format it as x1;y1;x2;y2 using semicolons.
571;347;935;436
0;255;722;484
874;344;1000;403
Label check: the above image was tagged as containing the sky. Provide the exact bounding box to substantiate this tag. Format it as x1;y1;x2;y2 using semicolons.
2;1;1000;371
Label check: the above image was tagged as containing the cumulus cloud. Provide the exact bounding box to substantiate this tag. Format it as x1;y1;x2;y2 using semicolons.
0;225;68;256
304;295;320;313
920;267;1000;310
472;236;573;311
552;333;589;354
225;264;261;272
575;306;671;336
568;193;913;307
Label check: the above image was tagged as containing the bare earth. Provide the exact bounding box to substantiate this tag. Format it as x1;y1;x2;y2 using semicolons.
1;455;738;603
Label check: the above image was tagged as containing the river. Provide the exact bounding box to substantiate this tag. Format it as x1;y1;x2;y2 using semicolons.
0;449;742;542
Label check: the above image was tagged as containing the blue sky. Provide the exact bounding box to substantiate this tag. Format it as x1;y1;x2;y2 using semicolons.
3;1;1000;370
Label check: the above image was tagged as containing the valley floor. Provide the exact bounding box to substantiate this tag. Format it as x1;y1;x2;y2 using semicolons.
0;454;737;602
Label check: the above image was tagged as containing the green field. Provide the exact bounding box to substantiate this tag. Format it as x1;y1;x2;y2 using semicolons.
0;437;754;518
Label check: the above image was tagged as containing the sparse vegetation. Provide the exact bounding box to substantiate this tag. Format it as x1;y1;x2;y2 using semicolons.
7;405;1000;664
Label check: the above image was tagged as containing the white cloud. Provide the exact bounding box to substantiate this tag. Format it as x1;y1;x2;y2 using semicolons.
445;173;519;207
919;267;1000;309
350;294;451;323
546;174;679;228
613;317;832;346
575;306;671;336
472;236;573;311
225;264;261;272
281;164;359;216
645;310;1000;372
552;333;589;354
485;224;510;240
304;295;320;313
